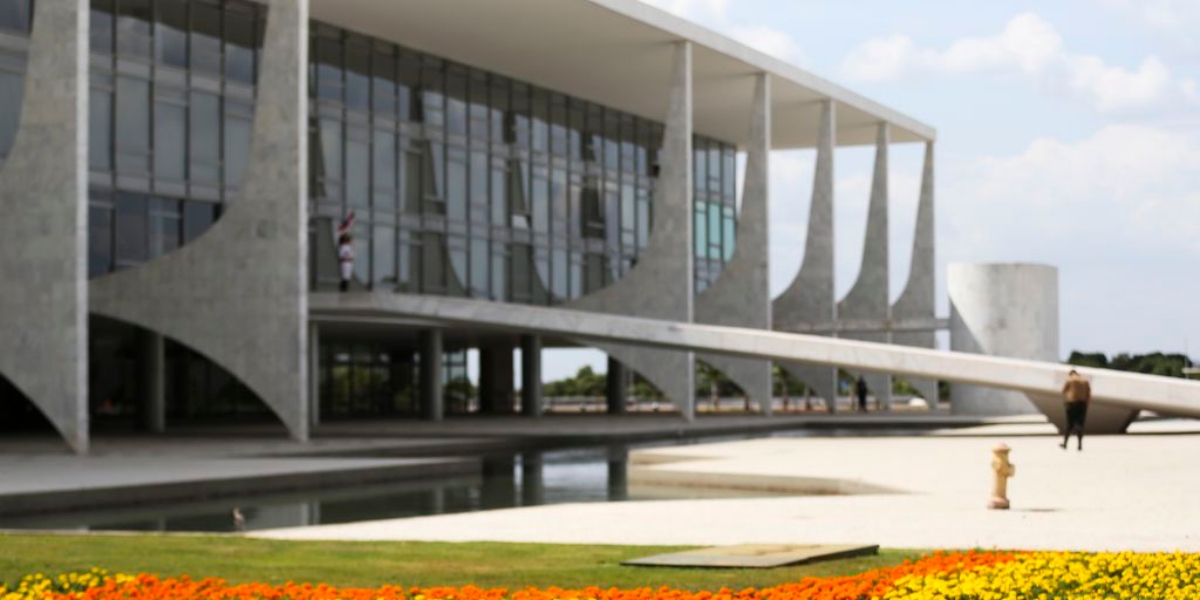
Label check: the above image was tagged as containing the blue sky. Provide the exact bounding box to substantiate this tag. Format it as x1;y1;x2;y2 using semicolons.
502;0;1200;383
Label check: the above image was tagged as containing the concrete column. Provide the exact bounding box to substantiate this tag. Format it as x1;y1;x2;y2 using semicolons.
606;357;627;414
479;342;515;415
773;100;838;412
90;0;310;441
891;141;939;406
419;329;444;421
141;330;166;433
566;41;694;420
520;335;543;417
0;0;89;454
309;322;320;427
837;122;892;410
695;72;773;415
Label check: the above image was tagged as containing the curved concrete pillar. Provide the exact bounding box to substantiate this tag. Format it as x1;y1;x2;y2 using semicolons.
772;100;838;411
837;122;892;409
568;42;694;419
0;0;89;453
947;264;1085;419
90;0;310;440
890;141;938;405
695;73;772;415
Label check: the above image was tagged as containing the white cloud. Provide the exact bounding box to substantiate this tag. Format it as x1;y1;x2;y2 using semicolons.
840;12;1197;114
1095;0;1200;46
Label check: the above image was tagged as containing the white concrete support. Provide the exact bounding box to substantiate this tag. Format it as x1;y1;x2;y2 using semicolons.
309;322;320;428
90;0;310;440
695;73;773;415
772;100;838;412
837;122;892;410
318;292;1200;421
520;335;543;417
890;141;938;405
946;262;1139;432
141;331;166;433
949;263;1057;416
419;329;444;421
0;0;89;453
567;41;695;419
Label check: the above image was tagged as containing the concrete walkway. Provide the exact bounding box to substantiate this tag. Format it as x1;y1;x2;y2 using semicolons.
255;421;1200;552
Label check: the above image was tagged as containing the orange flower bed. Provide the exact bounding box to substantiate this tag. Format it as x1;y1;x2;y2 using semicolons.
5;551;1016;600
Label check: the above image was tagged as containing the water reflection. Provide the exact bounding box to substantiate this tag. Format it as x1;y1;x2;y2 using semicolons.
1;429;909;533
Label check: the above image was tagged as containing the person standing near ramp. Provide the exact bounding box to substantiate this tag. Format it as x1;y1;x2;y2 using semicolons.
1060;369;1091;451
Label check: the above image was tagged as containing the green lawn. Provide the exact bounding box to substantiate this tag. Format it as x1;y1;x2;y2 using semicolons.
0;533;920;590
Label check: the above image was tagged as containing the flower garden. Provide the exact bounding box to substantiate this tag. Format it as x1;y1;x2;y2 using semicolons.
4;550;1199;600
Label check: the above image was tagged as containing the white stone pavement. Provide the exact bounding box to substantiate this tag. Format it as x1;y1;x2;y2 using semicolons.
255;420;1200;552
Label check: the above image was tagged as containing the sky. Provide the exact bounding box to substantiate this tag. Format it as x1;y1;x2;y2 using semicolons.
499;0;1200;384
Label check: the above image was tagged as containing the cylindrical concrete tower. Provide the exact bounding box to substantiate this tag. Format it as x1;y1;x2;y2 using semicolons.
948;263;1059;416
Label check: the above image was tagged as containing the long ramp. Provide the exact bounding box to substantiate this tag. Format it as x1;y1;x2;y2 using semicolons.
312;293;1200;428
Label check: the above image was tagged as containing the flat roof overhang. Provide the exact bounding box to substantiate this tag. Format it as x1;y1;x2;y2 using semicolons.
307;0;935;149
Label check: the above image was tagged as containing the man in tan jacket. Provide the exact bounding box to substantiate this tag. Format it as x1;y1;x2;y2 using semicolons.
1060;369;1091;450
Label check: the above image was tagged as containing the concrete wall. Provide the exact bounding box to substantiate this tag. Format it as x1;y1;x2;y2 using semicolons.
694;73;772;414
89;0;310;440
567;42;695;419
772;100;838;409
890;142;938;404
0;0;89;453
948;263;1058;416
836;123;892;409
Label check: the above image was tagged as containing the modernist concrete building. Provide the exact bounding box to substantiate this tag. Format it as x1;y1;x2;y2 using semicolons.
16;0;1186;454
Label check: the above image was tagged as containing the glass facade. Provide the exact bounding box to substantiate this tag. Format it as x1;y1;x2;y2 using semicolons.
86;0;263;276
307;22;739;305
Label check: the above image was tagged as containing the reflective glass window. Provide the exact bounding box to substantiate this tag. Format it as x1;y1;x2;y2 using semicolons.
154;101;186;181
636;189;650;249
470;238;487;297
551;248;567;300
693;144;707;191
224;109;253;188
184;200;216;242
353;222;370;283
189;1;221;77
345;40;370;112
709;145;722;188
403;148;421;213
397;54;419;121
531;89;548;153
469;150;487;212
225;9;257;85
90;0;114;53
531;166;548;233
722;206;736;261
490;242;506;301
88;202;113;277
446;69;467;136
155;0;188;69
316;35;343;102
723;148;737;197
446;151;466;221
372;49;396;115
0;69;23;158
694;205;707;257
318;118;343;193
421;60;444;128
372;129;396;207
148;197;182;258
421;231;446;291
116;76;151;173
346;128;369;207
708;201;722;259
373;224;395;288
0;0;31;32
189;91;220;183
114;193;148;265
116;0;152;59
490;163;506;226
89;88;112;171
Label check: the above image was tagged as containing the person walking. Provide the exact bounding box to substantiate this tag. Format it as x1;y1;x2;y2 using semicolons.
1060;369;1091;450
855;376;868;413
337;233;354;292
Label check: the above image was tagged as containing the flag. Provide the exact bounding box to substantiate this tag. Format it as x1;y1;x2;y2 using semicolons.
337;210;356;235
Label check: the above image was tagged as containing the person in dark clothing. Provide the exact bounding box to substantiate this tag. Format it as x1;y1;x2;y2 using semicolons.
855;376;868;413
1060;369;1091;450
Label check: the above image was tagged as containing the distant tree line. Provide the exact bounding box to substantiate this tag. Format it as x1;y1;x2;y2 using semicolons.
1067;351;1194;378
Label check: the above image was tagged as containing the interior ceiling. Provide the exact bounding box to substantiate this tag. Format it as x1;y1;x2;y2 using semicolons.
309;0;934;149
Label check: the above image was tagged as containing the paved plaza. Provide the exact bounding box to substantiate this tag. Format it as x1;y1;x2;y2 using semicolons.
256;420;1200;552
